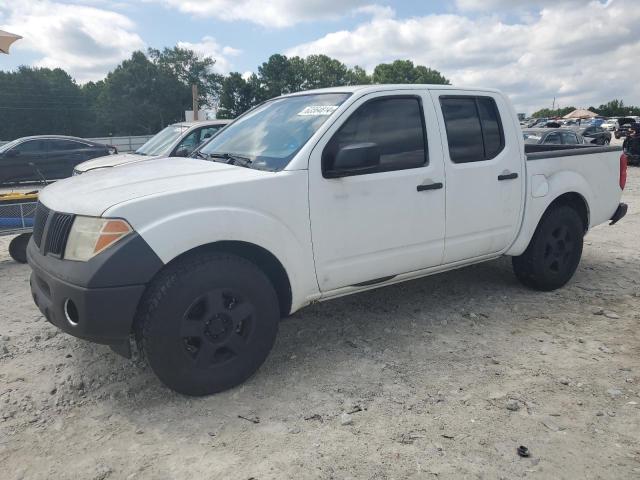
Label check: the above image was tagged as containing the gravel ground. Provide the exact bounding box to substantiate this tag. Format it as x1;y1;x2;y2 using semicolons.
1;165;638;480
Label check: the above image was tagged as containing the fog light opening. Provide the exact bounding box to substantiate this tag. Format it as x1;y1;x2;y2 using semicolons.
64;299;79;326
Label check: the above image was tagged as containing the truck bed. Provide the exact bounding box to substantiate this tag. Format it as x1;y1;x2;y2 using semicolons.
525;144;621;160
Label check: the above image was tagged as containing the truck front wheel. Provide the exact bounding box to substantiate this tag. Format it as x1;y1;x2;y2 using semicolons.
137;252;280;396
512;205;584;291
9;233;31;263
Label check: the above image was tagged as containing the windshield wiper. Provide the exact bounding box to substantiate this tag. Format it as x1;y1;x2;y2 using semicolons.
207;152;254;168
192;151;209;160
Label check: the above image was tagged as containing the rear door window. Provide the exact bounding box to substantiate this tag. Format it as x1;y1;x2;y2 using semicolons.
543;132;562;144
440;96;505;163
561;132;579;145
15;140;46;153
477;97;504;159
48;140;85;152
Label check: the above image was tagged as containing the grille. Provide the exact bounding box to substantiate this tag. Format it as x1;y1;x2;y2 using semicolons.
32;202;50;247
44;213;75;256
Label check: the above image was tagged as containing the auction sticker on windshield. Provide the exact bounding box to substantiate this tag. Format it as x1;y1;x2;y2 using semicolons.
297;105;339;116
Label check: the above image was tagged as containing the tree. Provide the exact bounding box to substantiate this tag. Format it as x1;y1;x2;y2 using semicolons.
257;54;304;97
531;106;576;118
97;51;191;135
0;66;88;139
591;99;640;117
372;60;450;85
148;47;223;113
303;54;349;90
217;73;266;119
346;66;371;85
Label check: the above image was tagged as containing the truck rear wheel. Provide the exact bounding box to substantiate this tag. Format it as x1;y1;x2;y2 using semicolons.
512;205;584;291
137;252;279;396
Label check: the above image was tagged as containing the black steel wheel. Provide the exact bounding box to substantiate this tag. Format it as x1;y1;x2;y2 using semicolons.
180;288;256;368
137;251;280;396
512;205;584;291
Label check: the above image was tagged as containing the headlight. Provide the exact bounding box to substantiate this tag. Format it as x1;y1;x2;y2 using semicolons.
64;216;132;262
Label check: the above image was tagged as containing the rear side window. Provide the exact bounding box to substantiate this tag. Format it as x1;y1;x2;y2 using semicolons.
48;140;85;151
440;96;505;163
543;132;562;144
561;132;579;145
15;140;46;153
323;96;428;174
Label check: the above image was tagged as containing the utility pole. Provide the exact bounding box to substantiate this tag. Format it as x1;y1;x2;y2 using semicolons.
192;83;199;121
552;97;556;112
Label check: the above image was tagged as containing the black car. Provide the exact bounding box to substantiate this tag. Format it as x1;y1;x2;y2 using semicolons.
614;118;638;139
522;128;585;146
576;125;611;145
0;135;116;186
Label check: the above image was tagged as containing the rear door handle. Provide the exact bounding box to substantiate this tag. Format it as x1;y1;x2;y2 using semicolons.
498;172;518;181
417;182;443;192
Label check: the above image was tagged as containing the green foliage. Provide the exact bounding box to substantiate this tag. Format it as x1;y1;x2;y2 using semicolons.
148;47;223;109
217;73;265;119
217;55;447;118
0;66;88;139
95;51;191;135
0;50;450;139
590;99;640;117
372;60;450;85
531;106;576;118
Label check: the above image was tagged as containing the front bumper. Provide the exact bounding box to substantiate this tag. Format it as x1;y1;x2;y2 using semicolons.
609;203;628;226
27;232;163;356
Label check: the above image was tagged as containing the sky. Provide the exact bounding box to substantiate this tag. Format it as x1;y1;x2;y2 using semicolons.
0;0;638;115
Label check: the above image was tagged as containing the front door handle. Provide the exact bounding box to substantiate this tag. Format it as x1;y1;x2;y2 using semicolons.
498;172;518;181
417;182;443;192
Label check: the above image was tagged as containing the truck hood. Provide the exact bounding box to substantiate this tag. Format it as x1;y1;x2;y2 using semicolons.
40;157;268;216
74;152;160;172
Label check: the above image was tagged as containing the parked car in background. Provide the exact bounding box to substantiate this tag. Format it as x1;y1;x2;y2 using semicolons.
27;85;626;395
528;118;549;128
0;135;116;186
522;128;585;145
615;118;638;139
73;120;231;174
576;125;611;145
602;118;619;131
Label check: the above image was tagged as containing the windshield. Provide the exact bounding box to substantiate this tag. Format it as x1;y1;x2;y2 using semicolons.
136;125;187;156
0;138;22;154
198;93;351;171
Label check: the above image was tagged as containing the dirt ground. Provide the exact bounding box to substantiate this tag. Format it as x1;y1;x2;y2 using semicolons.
1;168;638;480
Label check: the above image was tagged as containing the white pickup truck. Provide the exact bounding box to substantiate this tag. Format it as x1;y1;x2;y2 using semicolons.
27;85;628;395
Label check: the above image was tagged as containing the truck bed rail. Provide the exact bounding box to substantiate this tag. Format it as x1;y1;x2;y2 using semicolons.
526;144;622;161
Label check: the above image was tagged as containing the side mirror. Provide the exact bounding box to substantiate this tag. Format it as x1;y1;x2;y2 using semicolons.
325;142;381;178
174;147;190;157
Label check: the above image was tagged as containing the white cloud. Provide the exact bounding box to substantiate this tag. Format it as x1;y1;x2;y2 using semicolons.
286;0;640;113
0;1;145;82
154;0;368;28
454;0;586;12
177;36;241;74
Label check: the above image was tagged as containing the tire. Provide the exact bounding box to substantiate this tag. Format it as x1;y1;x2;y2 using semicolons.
512;205;584;291
9;233;31;263
603;138;610;145
136;252;280;396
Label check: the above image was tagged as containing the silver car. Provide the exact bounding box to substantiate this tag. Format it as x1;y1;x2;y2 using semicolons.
73;120;231;174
